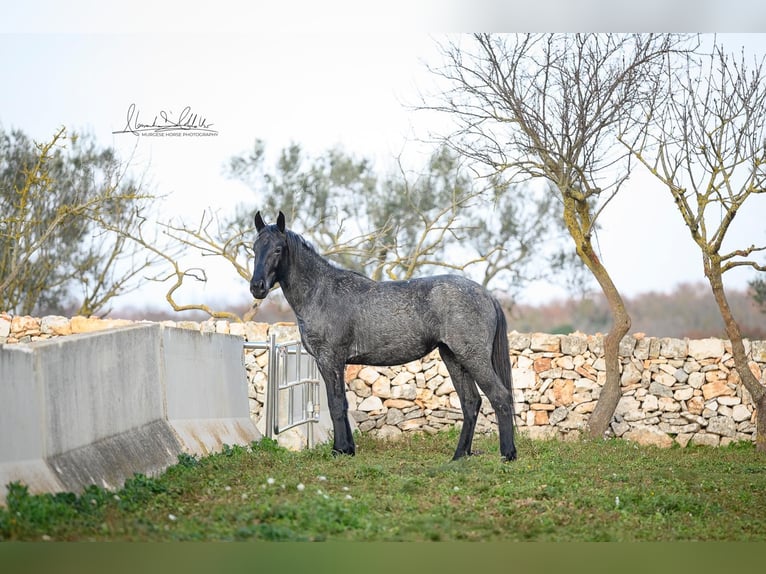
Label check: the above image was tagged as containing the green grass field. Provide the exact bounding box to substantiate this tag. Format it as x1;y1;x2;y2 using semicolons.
2;430;765;541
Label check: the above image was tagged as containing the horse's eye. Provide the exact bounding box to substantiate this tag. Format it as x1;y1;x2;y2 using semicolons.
274;246;283;256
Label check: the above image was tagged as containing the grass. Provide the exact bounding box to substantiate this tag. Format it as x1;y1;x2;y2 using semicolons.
2;430;766;541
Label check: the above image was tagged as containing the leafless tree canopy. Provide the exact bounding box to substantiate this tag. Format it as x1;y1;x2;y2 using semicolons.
429;34;692;215
625;40;766;274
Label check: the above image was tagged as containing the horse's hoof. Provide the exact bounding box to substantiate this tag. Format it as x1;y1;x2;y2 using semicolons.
331;448;355;457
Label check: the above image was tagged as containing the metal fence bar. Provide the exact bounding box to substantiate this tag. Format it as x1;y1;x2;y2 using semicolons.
243;336;322;448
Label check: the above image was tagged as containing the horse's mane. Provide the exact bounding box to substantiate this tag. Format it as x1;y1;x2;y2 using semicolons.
285;229;339;271
285;228;368;279
285;229;319;257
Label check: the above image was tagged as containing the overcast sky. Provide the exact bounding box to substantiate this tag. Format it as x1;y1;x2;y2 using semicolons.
2;2;766;312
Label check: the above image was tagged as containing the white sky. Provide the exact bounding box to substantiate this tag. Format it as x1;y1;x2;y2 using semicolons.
2;2;766;312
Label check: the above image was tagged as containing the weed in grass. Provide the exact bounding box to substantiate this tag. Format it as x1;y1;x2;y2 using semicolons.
117;473;169;512
1;483;78;539
176;452;200;468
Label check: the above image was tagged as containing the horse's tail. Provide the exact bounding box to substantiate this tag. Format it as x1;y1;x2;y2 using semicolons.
491;297;514;416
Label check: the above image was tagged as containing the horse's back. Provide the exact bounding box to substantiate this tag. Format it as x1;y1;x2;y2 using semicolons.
340;274;500;366
357;274;493;324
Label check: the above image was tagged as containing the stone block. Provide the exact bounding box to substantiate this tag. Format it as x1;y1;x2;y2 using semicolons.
642;394;659;411
372;377;391;399
660;338;688;358
507;331;530;351
533;357;552;373
615;396;641;416
243;322;269;342
512;367;536;389
385;408;405;426
624;426;673;448
345;364;363;382
732;404;752;423
552;379;574;406
531;333;560;352
750;340;766;362
619;335;637;356
588;334;604;356
358;367;380;384
701;380;735;400
549;406;568;425
377;425;403;441
658;397;681;412
399;418;427;432
648;381;674;398
610;420;630;436
654;371;676;387
391;371;415;386
688;338;725;360
391;383;417;401
673;387;694;401
435;378;455;396
561;333;588;356
40;315;72;336
707;416;737;437
621;361;643;386
521;426;558;440
357;396;384;412
690;433;720;447
688;372;706;388
634;337;651;360
348;379;371;398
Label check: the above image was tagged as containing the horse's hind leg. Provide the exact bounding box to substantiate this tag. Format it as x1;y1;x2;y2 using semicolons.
455;353;516;462
474;367;516;461
439;345;481;460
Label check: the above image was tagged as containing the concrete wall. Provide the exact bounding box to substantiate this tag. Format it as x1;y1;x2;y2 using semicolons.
0;324;260;504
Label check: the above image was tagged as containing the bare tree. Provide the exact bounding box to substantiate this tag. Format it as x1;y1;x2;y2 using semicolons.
0;126;158;316
622;40;766;450
426;33;692;437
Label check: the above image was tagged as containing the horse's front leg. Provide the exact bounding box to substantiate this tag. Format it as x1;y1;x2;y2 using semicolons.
316;357;355;456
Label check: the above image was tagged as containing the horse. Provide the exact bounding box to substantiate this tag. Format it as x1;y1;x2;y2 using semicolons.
249;211;517;462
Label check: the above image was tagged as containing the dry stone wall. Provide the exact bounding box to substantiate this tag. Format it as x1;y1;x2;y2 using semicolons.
3;313;765;448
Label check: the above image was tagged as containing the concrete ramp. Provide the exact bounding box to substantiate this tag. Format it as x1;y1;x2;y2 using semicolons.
0;324;260;504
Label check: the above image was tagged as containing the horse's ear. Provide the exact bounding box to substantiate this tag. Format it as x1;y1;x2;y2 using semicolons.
276;211;286;233
254;211;265;232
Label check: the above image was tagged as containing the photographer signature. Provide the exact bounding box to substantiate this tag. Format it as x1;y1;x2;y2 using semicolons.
113;103;217;135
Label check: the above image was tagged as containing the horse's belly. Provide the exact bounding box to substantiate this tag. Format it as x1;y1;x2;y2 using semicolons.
346;338;437;367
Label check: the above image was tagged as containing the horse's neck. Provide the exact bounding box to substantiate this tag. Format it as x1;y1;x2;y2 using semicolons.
279;245;335;313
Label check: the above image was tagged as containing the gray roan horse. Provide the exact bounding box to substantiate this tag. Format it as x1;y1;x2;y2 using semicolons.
250;212;517;462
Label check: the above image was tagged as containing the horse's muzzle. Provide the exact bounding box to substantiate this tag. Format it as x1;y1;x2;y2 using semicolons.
250;279;270;299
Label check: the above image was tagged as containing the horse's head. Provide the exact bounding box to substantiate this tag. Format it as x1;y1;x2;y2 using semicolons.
250;211;288;299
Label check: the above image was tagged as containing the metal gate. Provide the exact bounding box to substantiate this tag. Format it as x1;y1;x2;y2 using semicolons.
244;334;322;448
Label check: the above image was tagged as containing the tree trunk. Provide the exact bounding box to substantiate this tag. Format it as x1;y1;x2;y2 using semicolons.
706;258;766;452
583;246;632;439
755;395;766;453
562;198;631;439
